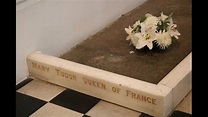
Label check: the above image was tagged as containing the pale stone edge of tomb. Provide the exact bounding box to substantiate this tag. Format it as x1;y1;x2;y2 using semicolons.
26;51;192;117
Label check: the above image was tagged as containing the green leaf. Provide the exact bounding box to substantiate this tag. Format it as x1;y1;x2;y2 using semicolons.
132;25;141;33
140;16;147;22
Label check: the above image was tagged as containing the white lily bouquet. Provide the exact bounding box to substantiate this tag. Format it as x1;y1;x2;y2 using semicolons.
125;12;180;50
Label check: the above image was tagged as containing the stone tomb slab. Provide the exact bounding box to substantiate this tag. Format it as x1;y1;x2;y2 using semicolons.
26;0;192;116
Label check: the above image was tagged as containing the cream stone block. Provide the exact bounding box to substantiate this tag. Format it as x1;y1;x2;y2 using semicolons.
158;53;192;112
26;51;192;117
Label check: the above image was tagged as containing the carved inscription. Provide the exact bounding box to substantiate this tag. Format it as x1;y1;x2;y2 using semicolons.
30;61;157;105
31;62;49;72
55;69;77;81
126;90;156;105
83;77;106;90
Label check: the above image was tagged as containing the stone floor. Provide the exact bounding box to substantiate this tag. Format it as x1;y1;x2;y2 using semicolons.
16;78;192;117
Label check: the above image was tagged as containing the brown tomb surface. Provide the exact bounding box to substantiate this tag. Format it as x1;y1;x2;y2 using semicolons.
60;0;192;84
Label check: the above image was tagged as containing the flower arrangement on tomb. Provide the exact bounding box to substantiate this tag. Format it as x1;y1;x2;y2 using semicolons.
125;12;180;50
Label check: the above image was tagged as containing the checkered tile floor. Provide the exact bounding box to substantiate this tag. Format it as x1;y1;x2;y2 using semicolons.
16;78;192;117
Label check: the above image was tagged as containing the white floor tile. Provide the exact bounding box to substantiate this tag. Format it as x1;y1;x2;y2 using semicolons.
29;103;83;117
86;100;141;117
17;79;66;101
175;90;192;114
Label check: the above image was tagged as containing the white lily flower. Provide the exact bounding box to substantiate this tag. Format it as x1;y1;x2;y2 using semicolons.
131;33;140;46
167;18;181;39
125;26;139;46
145;13;153;17
125;26;133;40
132;20;141;28
135;23;157;50
160;12;168;22
125;26;133;35
135;34;151;49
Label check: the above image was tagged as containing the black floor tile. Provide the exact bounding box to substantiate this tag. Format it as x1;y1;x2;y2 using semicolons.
139;113;153;117
82;115;91;117
50;89;100;114
16;78;33;90
169;111;192;117
16;92;47;117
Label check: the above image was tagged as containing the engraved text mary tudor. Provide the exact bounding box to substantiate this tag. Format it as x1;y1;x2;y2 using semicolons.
31;62;49;72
